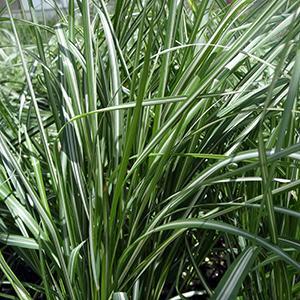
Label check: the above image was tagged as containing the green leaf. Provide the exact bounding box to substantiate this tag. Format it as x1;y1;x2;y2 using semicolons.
0;233;38;249
0;251;32;300
113;292;129;300
212;246;259;300
68;240;86;283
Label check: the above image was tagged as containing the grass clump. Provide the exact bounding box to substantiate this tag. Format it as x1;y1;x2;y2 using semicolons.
0;0;300;299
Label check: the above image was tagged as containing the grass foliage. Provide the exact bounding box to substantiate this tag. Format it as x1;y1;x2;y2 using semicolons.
0;0;300;299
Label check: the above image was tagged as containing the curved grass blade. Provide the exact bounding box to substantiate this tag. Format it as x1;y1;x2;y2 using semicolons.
211;246;259;300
